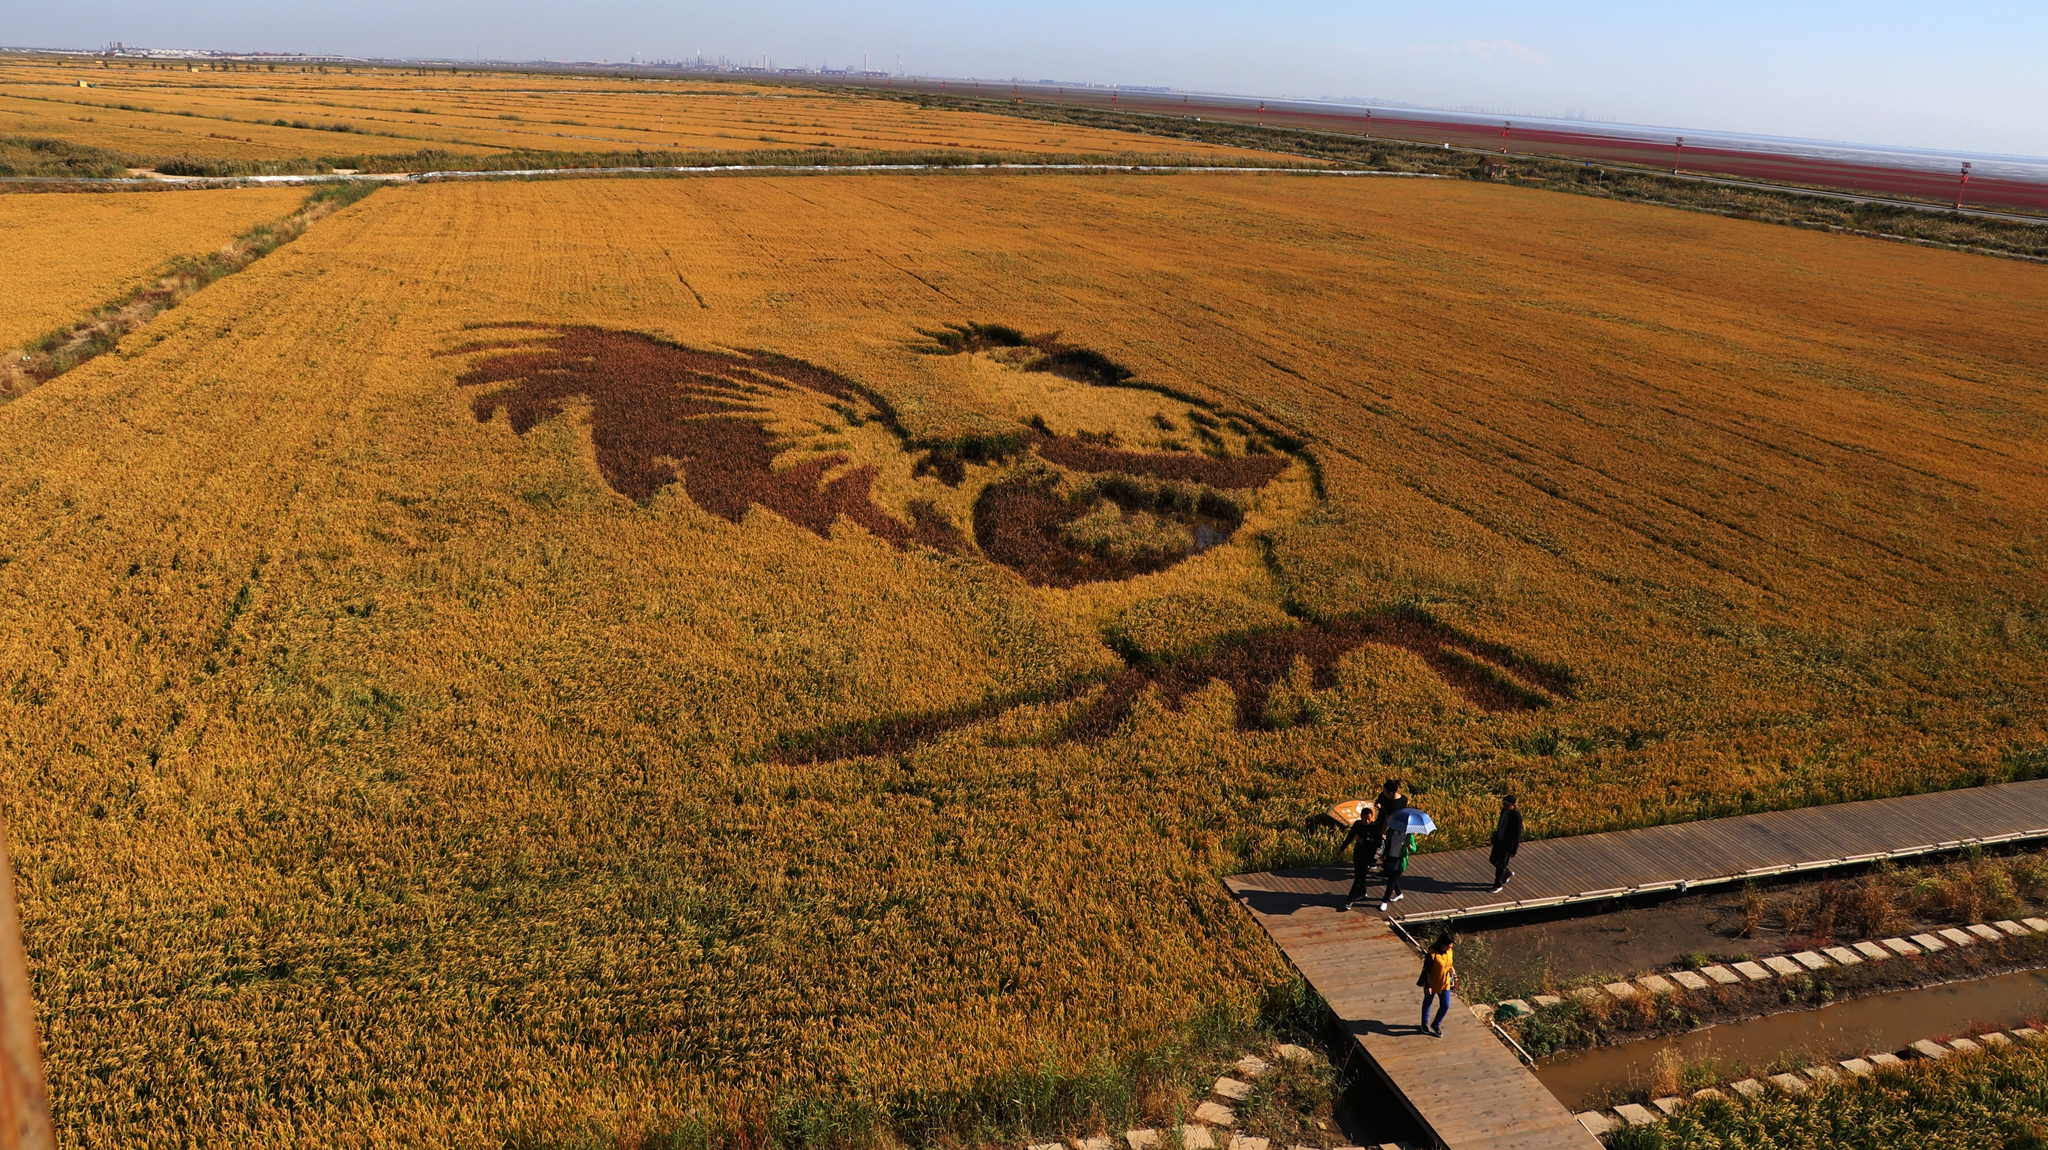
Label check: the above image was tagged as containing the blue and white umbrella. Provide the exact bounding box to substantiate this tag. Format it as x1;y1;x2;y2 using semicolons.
1389;809;1437;836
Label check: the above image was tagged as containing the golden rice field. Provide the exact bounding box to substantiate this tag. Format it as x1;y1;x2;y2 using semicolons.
0;58;1283;165
0;171;2045;1148
0;186;306;350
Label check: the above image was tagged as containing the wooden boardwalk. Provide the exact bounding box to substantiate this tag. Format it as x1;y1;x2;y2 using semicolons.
1226;780;2048;1147
1241;778;2048;925
1224;881;1596;1150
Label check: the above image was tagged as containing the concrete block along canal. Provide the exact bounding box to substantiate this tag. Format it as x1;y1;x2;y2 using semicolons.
1533;967;2048;1111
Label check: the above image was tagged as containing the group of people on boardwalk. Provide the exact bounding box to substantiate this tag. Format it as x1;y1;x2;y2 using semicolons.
1332;784;1526;1037
1337;778;1413;911
1336;783;1524;912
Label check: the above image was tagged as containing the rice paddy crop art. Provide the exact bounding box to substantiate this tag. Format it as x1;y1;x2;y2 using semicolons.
450;319;1573;769
774;608;1573;763
450;320;1309;590
453;324;967;551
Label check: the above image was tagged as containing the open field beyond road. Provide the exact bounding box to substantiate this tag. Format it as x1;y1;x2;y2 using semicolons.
0;185;307;350
0;59;1299;167
1;173;2045;1145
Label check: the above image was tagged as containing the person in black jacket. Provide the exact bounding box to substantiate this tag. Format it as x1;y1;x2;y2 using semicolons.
1336;802;1384;908
1489;794;1523;894
1371;779;1409;909
1379;818;1412;910
1373;778;1408;831
1337;779;1405;909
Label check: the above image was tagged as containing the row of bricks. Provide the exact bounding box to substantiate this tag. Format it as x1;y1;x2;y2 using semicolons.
1037;1136;1413;1150
1480;916;2048;1021
1023;1048;1401;1150
1574;1027;2047;1136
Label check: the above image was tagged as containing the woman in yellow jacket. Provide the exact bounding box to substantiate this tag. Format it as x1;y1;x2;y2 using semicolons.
1418;935;1456;1037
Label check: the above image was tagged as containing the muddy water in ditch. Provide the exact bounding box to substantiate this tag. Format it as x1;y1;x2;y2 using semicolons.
1534;968;2048;1111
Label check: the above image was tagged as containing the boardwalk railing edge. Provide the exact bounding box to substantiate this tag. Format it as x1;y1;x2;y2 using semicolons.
1392;824;2048;924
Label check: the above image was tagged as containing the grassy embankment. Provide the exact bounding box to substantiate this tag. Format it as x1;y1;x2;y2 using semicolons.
1610;1041;2048;1150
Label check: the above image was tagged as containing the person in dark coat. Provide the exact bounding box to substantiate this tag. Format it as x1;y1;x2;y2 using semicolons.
1489;794;1523;894
1379;820;1412;910
1371;779;1409;909
1372;778;1408;833
1336;801;1385;908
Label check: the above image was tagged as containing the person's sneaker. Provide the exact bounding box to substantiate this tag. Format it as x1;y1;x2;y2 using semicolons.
1391;893;1406;903
1432;1026;1444;1037
1490;885;1506;894
1378;901;1389;911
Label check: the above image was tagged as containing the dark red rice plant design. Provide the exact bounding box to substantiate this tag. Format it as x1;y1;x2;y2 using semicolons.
451;325;963;551
771;608;1575;763
1033;435;1289;489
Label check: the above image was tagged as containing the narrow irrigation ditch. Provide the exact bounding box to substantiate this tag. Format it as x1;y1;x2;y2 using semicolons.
1534;967;2048;1111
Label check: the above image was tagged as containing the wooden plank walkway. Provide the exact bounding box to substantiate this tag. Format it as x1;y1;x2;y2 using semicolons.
1240;778;2048;925
1226;780;2048;1147
1224;880;1597;1150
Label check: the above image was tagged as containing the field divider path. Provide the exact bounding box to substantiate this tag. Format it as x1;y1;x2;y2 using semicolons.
1234;778;2048;926
1;164;1449;190
1222;886;1597;1149
1;182;377;398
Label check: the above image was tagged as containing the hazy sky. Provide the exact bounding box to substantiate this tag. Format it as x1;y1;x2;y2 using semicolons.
13;1;2046;157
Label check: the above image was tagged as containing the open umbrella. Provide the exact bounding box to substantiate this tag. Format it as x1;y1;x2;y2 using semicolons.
1327;799;1373;828
1389;808;1437;836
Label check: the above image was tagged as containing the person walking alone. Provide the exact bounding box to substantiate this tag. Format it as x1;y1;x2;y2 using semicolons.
1418;934;1456;1037
1490;794;1523;894
1336;799;1385;909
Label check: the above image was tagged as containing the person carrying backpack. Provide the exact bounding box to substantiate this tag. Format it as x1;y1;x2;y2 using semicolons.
1490;794;1523;894
1368;773;1417;908
1378;818;1413;911
1418;934;1457;1037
